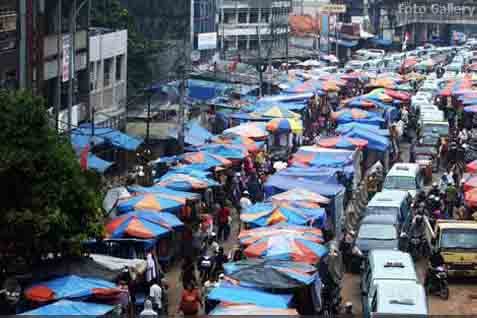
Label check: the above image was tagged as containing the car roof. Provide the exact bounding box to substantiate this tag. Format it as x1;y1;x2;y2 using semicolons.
387;163;420;177
376;281;428;315
361;214;398;225
369;250;417;282
368;190;409;207
437;220;477;230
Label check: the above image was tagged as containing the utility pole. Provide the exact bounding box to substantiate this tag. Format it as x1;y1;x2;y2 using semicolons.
67;0;89;134
56;0;62;132
256;25;263;97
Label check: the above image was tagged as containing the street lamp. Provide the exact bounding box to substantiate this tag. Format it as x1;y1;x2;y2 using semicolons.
67;0;90;134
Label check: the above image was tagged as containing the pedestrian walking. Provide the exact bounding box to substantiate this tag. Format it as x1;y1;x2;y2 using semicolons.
140;300;158;318
178;283;202;316
149;278;162;315
217;204;231;241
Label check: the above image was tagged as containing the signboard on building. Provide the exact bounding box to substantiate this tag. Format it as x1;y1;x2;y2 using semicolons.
62;34;70;82
320;4;346;14
198;32;217;50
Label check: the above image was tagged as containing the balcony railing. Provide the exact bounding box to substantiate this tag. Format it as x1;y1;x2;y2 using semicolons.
0;10;17;33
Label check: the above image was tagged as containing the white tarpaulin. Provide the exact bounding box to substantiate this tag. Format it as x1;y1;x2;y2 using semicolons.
90;254;147;274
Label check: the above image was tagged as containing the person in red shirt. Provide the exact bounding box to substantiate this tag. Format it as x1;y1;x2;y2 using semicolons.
217;204;231;241
243;155;255;175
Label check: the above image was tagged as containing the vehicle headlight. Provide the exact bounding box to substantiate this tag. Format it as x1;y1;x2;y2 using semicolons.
352;246;363;257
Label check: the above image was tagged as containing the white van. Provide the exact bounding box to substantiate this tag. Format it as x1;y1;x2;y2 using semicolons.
383;163;423;198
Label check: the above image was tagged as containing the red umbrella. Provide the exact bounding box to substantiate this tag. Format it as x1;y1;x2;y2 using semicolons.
465;188;477;207
464;175;477;192
467;160;477;173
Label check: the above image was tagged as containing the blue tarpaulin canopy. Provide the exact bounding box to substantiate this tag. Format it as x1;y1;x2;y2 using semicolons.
264;174;344;198
20;300;114;316
336;122;390;136
207;282;293;308
127;185;200;201
87;153;113;173
343;128;390;152
71;124;142;152
184;122;214;146
276;166;340;184
370;37;392;46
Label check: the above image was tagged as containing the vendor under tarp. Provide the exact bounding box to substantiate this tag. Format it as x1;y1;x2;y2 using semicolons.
20;300;114;316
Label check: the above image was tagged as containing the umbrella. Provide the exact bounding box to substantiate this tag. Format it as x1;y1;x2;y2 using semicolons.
343;96;376;109
240;202;326;228
239;224;324;246
105;211;183;239
224;259;318;289
223;122;269;139
331;108;370;120
463;175;477;192
200;144;249;160
365;88;393;103
467;160;477;173
213;134;261;152
182;151;232;170
465;188;477;207
156;172;218;191
266;118;303;134
25;275;118;302
20;300;114;316
270;188;330;206
210;304;298;315
367;78;398;89
255;106;301;119
317;135;368;150
341;71;368;81
116;192;185;214
244;234;328;264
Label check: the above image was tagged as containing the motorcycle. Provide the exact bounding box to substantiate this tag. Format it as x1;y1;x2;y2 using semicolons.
408;236;424;260
320;280;342;317
198;254;214;284
426;266;449;300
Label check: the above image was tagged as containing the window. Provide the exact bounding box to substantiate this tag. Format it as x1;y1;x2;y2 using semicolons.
249;11;258;23
103;58;112;87
249;38;258;50
261;11;269;23
116;55;123;82
224;11;235;24
89;62;95;90
238;36;247;50
238;11;247;24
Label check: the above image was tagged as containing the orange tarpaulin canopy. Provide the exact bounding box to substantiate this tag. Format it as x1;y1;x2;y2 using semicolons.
289;15;320;36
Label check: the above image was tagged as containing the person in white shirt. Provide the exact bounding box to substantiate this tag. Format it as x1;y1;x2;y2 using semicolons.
140;299;158;318
239;191;252;231
149;280;162;314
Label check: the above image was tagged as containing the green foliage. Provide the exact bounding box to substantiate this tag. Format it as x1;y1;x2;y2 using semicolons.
91;0;163;94
0;90;104;266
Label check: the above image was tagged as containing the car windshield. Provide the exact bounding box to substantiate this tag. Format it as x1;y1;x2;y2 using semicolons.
384;176;417;190
358;224;396;240
423;124;448;136
441;229;477;249
366;206;399;217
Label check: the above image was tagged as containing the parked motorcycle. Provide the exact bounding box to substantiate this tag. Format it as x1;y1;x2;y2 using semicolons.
425;266;449;300
321;281;342;318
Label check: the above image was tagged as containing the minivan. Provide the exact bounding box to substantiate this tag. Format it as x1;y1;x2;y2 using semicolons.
361;250;424;317
383;163;423;198
365;190;412;228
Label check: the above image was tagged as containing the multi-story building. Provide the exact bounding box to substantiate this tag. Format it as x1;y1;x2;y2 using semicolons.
218;0;292;59
89;28;128;128
0;0;18;90
372;0;477;46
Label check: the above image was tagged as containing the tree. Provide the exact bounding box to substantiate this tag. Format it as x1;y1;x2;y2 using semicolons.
0;90;104;268
90;0;163;95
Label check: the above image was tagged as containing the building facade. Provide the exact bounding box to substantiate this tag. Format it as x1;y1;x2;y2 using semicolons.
89;29;128;127
218;0;292;59
0;1;18;90
374;0;477;45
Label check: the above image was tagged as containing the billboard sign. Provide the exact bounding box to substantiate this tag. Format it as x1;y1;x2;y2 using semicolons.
62;34;70;82
320;4;346;14
198;32;217;50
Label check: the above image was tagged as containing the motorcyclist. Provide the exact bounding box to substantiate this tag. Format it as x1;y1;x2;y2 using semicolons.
409;214;426;240
425;248;446;287
413;190;426;212
428;182;440;198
